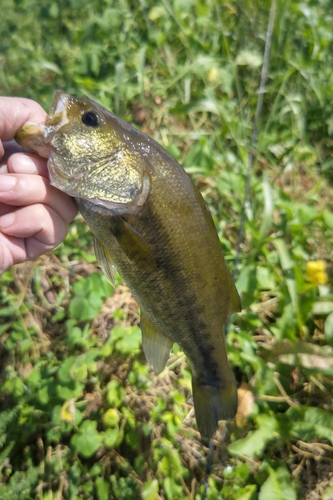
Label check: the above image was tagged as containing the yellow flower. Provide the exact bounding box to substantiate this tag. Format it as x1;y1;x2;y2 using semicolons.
60;400;75;423
306;260;328;286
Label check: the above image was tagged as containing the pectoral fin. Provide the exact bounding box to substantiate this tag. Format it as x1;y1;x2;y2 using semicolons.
112;217;154;266
94;237;117;285
141;311;173;373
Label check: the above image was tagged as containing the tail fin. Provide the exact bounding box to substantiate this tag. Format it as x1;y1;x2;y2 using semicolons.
192;379;238;443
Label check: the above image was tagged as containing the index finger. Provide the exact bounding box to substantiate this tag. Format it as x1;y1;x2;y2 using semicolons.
0;97;47;157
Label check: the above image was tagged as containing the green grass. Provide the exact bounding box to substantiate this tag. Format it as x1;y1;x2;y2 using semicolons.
0;0;333;498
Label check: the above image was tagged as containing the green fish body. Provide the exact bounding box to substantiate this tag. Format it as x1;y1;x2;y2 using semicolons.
15;91;241;441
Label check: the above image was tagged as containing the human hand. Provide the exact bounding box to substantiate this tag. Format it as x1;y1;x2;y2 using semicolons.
0;97;78;273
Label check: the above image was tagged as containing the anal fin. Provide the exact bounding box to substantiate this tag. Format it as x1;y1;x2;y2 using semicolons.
141;311;173;373
94;237;117;285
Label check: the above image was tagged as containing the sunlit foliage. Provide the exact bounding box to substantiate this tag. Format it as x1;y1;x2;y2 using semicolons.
0;0;333;498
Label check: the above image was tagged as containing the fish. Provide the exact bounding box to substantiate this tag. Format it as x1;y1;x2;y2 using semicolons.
15;91;241;442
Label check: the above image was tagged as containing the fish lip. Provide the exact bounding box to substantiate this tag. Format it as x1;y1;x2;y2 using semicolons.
43;90;70;143
49;90;68;118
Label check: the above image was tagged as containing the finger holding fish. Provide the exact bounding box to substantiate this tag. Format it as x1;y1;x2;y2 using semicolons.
0;96;47;160
0;145;77;271
7;150;49;176
0;168;77;223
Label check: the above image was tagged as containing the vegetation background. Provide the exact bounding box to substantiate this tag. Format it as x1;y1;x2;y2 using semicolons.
0;0;333;498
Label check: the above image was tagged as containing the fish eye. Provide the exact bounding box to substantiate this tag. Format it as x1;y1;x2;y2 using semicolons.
82;111;99;127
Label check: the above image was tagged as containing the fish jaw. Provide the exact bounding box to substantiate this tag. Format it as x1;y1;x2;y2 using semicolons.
15;122;50;158
43;91;71;140
48;90;67;119
15;91;70;158
15;94;84;197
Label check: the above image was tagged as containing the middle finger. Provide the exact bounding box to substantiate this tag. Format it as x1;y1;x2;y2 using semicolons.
0;173;77;224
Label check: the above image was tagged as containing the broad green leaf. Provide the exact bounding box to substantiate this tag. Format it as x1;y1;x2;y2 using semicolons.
57;358;77;383
71;420;103;458
259;466;296;500
163;476;183;500
235;484;258;500
104;428;121;448
113;327;142;355
287;406;333;445
106;380;126;408
96;478;110;500
1;378;25;399
69;294;103;322
69;272;113;321
37;380;58;406
142;479;159;500
256;266;276;291
56;381;84;401
296;204;317;224
323;210;333;229
228;414;277;457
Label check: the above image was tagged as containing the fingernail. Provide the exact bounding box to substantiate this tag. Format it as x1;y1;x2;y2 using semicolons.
0;175;16;191
0;212;15;228
9;154;38;174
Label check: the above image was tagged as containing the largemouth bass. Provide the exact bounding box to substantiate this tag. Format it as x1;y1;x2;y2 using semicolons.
15;91;241;441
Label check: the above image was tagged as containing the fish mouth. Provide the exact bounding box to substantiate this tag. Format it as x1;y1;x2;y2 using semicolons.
43;90;70;141
14;90;69;157
49;90;68;119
